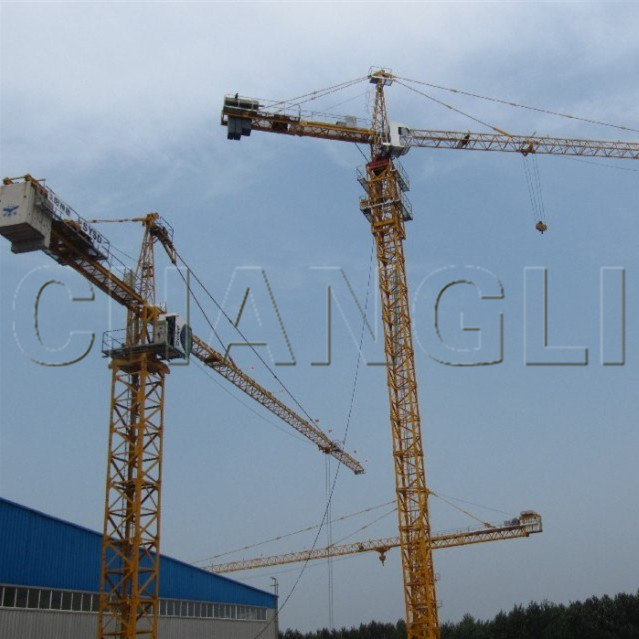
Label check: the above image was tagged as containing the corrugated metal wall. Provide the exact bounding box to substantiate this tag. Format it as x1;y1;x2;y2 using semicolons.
159;557;274;607
0;498;276;609
0;499;101;592
0;609;279;639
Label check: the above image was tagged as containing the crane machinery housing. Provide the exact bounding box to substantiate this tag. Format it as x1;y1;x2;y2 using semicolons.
0;174;364;639
220;68;639;639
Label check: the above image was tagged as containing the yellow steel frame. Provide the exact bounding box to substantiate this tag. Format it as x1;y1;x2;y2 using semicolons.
99;354;168;638
209;513;543;573
191;335;364;473
364;154;439;639
99;217;165;639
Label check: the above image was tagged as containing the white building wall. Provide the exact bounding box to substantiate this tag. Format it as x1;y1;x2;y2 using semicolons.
0;608;279;639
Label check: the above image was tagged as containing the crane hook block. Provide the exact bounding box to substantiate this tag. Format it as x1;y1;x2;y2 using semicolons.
535;221;548;234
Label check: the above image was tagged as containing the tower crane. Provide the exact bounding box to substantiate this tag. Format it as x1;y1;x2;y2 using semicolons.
220;70;639;639
208;510;542;573
0;174;364;639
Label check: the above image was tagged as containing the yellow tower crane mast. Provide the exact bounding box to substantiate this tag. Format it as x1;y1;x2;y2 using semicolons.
99;213;175;638
0;175;364;639
220;69;639;639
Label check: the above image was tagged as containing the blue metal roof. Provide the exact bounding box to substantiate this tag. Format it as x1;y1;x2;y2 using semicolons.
0;497;275;608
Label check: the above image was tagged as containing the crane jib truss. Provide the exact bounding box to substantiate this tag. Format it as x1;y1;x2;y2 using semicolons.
208;511;543;573
221;103;639;160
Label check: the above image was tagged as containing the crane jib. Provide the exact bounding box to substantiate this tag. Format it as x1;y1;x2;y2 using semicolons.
222;95;639;160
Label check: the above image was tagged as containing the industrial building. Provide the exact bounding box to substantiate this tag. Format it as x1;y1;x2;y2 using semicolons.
0;497;278;639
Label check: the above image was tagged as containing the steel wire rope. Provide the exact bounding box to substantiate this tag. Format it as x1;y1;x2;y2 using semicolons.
330;506;398;547
354;143;369;160
531;153;548;224
325;456;334;629
263;76;368;112
109;242;138;266
559;156;639;172
232;553;356;581
293;87;371;125
210;489;520;571
521;155;539;221
323;238;375;625
429;490;494;528
196;498;396;565
395;79;511;135
240;489;517;559
209;492;519;577
341;239;376;445
177;267;336;464
174;264;226;352
173;271;311;446
192;359;312;448
521;155;544;224
213;501;522;581
248;443;342;639
175;263;347;477
175;251;326;429
396;76;639;135
247;236;376;638
430;491;517;518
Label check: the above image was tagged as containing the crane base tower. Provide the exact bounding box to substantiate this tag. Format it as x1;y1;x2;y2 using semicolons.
98;352;168;639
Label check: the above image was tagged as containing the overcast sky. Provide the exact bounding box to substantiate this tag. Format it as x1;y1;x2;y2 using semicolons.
1;1;638;633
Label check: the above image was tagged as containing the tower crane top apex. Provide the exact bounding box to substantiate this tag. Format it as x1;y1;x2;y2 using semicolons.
369;68;394;86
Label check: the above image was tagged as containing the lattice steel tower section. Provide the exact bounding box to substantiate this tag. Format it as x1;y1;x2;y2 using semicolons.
99;214;175;639
362;71;439;638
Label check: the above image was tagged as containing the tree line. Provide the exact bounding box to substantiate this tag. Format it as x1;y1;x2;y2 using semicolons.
280;591;639;639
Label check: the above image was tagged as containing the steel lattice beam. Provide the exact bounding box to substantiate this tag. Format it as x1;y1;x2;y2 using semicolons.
209;513;543;573
99;355;168;638
190;336;364;474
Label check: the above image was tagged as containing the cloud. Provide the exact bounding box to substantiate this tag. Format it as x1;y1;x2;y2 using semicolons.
2;2;639;633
